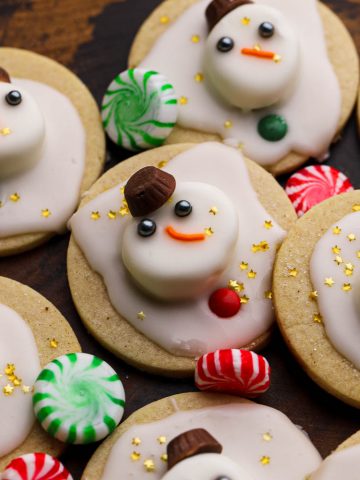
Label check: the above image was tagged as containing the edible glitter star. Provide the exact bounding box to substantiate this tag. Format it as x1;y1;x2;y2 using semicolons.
50;338;58;349
209;207;218;215
228;280;244;292
144;459;155;472
160;454;168;462
334;256;343;265
352;204;360;212
157;436;167;445
240;295;250;304
108;210;117;220
132;437;141;446
3;384;14;396
41;209;51;218
247;270;257;279
345;263;354;276
91;211;101;220
160;15;170;24
119;202;130;217
131;451;141;461
333;226;342;235
313;313;323;324
343;283;352;292
5;364;15;375
254;43;262;52
240;261;248;271
309;291;318;300
324;277;335;287
191;34;200;43
260;456;270;465
204;227;214;236
194;72;204;82
241;16;251;25
348;233;356;242
357;251;360;259
9;193;20;202
264;220;273;229
12;377;22;387
137;311;146;321
22;385;32;394
262;432;273;442
179;96;188;105
0;127;11;136
264;291;273;300
224;120;233;129
288;268;298;278
332;245;341;255
252;241;270;253
158;160;168;169
273;54;282;63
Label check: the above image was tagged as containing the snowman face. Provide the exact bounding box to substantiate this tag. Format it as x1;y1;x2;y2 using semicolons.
204;4;300;110
121;181;239;301
161;453;255;480
0;81;45;178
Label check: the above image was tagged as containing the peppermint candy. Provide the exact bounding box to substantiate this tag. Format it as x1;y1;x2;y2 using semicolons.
101;68;178;151
33;353;125;444
1;453;72;480
195;349;271;397
285;165;353;217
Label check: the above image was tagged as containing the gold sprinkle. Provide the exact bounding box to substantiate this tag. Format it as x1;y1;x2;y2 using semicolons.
22;385;31;394
253;43;262;52
3;384;14;396
209;207;218;216
332;245;341;255
309;291;318;300
179;96;188;105
313;313;323;324
333;226;342;235
252;241;270;253
345;263;354;276
12;377;22;387
194;72;204;83
264;291;273;300
228;280;244;292
247;269;257;279
160;15;170;24
132;437;141;446
273;54;282;63
224;120;233;129
262;432;273;442
119;204;130;217
50;338;58;349
204;227;214;236
240;261;248;271
241;16;251;25
357;251;360;259
9;193;20;202
334;256;343;265
107;210;117;220
324;277;335;287
264;220;273;229
91;211;101;220
343;283;352;292
288;268;298;278
144;459;155;472
41;209;51;218
352;204;360;212
348;233;356;242
240;295;250;304
191;34;200;43
157;436;167;445
158;160;168;169
137;311;146;321
0;127;11;136
5;364;15;375
260;456;270;465
160;454;168;463
131;451;141;461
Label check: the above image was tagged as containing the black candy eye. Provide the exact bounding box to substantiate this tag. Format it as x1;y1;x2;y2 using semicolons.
137;218;156;237
5;90;22;106
258;21;275;38
175;200;192;217
216;37;234;53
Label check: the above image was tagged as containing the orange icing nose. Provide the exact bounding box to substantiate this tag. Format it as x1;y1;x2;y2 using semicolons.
165;225;205;242
241;48;276;60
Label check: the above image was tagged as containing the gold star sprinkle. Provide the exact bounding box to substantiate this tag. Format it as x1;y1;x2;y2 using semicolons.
0;127;11;136
12;377;22;387
132;437;141;446
160;15;170;24
91;211;101;220
50;338;58;349
309;291;318;300
119;203;130;217
120;186;125;194
160;454;168;463
240;295;250;304
107;210;117;220
248;270;257;279
41;209;51;218
348;233;356;242
204;227;214;236
191;34;200;43
157;436;167;445
334;256;343;265
137;311;146;321
253;43;262;52
179;96;188;105
240;261;248;271
209;207;218;216
262;432;273;442
5;364;15;375
158;160;168;169
324;277;335;287
131;451;141;461
194;72;204;83
3;384;14;396
357;251;360;259
273;54;282;63
144;459;155;472
288;268;298;278
228;280;244;292
260;456;270;465
9;193;20;202
264;220;273;229
313;313;323;324
333;226;342;235
332;245;341;255
252;241;270;253
264;291;272;300
22;385;32;394
345;263;354;276
224;120;233;129
343;283;352;292
241;16;251;25
352;204;360;212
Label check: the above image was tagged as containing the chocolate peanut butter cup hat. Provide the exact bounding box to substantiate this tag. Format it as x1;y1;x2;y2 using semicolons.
206;0;253;31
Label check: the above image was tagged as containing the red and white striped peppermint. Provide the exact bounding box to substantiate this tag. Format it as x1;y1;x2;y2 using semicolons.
195;349;271;397
285;165;353;217
1;453;72;480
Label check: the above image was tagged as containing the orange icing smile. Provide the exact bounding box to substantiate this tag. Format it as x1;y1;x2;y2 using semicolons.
241;48;277;60
165;225;205;242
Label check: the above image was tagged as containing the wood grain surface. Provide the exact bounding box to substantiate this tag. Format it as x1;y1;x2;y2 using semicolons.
0;0;359;478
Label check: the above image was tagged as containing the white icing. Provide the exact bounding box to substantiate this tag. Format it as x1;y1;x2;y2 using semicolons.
162;454;254;480
122;182;239;300
138;0;341;166
70;142;285;357
100;402;322;479
0;303;41;457
205;4;300;110
311;444;360;480
0;78;85;237
310;211;360;369
0;82;45;178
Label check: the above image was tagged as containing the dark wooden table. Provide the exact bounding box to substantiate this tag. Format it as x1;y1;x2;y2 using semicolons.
0;1;359;478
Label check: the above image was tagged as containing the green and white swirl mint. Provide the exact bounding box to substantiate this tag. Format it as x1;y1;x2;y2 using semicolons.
33;353;125;444
101;68;178;151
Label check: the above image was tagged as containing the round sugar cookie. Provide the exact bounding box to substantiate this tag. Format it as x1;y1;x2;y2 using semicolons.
82;392;321;480
0;47;105;256
0;276;81;471
129;0;359;176
273;191;360;408
67;143;296;378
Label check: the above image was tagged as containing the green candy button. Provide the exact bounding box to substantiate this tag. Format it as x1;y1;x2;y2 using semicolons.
258;114;288;142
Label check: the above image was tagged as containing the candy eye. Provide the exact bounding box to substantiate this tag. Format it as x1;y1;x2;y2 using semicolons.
216;37;234;53
175;200;192;217
137;218;156;237
5;90;22;106
258;21;275;38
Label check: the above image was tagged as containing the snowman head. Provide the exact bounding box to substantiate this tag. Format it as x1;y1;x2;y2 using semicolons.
121;166;239;301
161;429;254;480
204;0;300;110
0;67;45;179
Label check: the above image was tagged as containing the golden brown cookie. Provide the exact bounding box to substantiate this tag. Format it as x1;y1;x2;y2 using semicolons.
273;191;360;408
129;0;359;176
67;143;296;378
0;276;81;471
0;47;105;256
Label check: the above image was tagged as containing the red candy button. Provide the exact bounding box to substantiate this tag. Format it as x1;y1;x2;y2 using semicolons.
209;288;241;318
